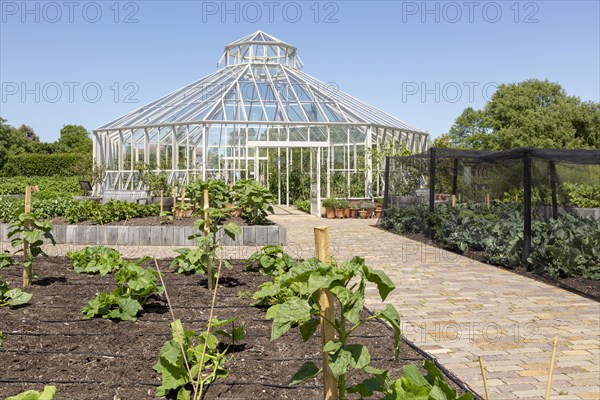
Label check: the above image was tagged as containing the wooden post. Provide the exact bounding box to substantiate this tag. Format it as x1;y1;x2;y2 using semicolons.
478;356;490;400
172;188;178;218
544;336;559;400
23;185;32;287
204;189;213;290
486;193;491;209
314;226;337;400
160;190;164;214
451;194;456;208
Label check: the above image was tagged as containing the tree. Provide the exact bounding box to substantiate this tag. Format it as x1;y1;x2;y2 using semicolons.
0;118;34;170
16;124;39;142
446;80;600;150
54;124;92;153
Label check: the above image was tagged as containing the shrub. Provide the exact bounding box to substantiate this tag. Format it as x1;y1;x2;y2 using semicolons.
0;153;91;177
294;199;310;213
0;177;81;196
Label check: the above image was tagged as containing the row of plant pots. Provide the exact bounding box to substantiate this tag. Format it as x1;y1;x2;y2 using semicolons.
321;199;382;219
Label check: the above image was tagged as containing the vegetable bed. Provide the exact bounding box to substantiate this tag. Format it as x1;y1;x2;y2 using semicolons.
0;256;467;399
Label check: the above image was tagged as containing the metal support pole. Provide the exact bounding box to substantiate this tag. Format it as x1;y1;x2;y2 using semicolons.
452;158;459;195
383;156;391;212
549;161;558;219
522;150;532;266
429;148;436;213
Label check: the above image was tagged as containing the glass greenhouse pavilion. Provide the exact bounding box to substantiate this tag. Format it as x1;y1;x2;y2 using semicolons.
93;31;428;214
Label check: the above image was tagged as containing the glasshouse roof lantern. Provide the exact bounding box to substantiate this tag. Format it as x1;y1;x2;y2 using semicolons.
218;30;304;69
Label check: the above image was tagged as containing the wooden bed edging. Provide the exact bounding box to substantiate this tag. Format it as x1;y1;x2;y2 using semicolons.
0;223;286;247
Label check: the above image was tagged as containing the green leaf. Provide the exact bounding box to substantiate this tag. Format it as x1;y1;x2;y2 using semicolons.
429;377;460;400
266;299;312;340
327;344;352;378
176;387;191;400
362;263;396;301
38;386;57;400
423;359;445;386
223;223;241;240
5;386;57;400
299;318;319;342
107;296;143;321
346;344;371;370
289;361;321;385
402;365;430;388
330;285;363;325
377;304;402;360
4;288;32;306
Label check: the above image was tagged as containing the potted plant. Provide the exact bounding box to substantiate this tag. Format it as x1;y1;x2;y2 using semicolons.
359;209;368;219
322;198;336;219
360;201;376;218
336;199;348;219
343;199;351;218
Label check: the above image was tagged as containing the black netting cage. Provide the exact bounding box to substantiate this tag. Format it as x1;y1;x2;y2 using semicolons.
382;147;600;278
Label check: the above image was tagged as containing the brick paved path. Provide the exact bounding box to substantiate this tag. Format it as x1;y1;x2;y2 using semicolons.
269;210;600;400
2;208;598;399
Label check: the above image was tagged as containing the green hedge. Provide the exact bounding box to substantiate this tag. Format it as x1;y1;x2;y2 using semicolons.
0;177;82;196
0;153;91;177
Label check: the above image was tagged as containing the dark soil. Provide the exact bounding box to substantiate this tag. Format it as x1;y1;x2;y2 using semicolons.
395;230;600;302
0;257;471;399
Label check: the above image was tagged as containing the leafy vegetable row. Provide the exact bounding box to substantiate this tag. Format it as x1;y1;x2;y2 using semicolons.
380;204;600;280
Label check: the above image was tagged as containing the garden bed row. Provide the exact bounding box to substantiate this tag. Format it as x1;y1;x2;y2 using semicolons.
0;256;470;399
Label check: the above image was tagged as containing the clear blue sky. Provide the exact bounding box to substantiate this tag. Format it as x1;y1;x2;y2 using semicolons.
1;0;598;142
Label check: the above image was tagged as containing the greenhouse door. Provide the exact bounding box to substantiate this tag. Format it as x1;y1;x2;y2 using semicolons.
310;148;321;217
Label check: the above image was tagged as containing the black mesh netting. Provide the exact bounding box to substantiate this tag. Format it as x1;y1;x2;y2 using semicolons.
381;147;600;283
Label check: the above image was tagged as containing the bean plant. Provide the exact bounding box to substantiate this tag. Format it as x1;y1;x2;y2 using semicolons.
67;246;124;276
263;256;401;399
82;258;163;321
153;319;233;399
8;212;56;287
0;252;32;307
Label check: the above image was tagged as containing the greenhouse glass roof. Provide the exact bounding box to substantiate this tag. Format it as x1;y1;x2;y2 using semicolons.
97;31;425;135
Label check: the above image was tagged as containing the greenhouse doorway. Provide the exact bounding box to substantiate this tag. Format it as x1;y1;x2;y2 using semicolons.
310;147;321;217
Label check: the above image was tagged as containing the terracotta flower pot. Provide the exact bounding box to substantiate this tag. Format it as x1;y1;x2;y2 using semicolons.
343;207;350;219
359;210;367;219
335;208;345;219
349;208;357;219
325;207;335;219
374;208;382;218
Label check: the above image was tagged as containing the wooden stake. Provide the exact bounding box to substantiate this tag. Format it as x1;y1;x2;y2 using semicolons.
23;185;32;287
451;194;456;208
180;187;186;208
544;336;559;400
204;189;213;290
486;193;491;209
172;188;178;218
160;190;164;214
25;184;32;213
478;356;490;400
314;226;337;400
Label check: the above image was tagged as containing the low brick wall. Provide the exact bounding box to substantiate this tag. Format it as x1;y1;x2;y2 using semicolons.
0;223;286;247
